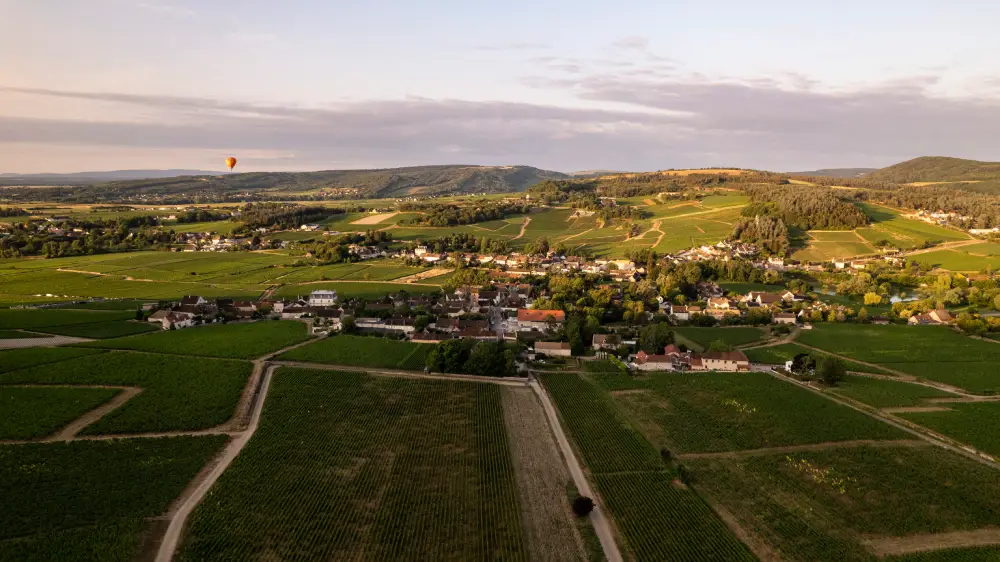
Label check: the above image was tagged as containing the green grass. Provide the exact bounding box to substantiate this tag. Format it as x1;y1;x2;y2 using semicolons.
0;347;105;374
909;247;1000;272
830;376;957;408
83;320;311;359
688;445;1000;562
540;372;756;560
0;352;252;434
0;436;227;562
34;320;160;339
674;327;766;348
277;334;432;370
178;368;526;561
0;330;50;339
0;309;132;330
796;324;1000;393
0;386;119;439
899;402;1000;457
590;371;904;454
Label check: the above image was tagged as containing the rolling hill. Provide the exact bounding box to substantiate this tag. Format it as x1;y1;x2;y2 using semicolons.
865;156;1000;183
788;168;876;178
8;165;568;203
0;170;217;186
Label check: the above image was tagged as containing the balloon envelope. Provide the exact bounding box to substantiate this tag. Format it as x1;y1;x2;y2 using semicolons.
225;157;237;170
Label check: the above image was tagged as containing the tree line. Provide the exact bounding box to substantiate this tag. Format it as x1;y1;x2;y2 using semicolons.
398;201;529;227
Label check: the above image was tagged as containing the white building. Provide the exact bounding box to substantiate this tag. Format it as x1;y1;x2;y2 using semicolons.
309;290;338;306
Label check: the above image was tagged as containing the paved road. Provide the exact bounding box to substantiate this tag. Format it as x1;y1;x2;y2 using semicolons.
529;380;623;562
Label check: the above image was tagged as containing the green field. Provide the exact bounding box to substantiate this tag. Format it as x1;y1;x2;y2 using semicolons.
33;320;160;339
796;324;1000;393
743;342;896;375
0;436;226;561
0;309;133;330
909;244;1000;272
830;376;957;408
540;372;756;560
178;368;526;561
277;334;431;370
899;402;1000;457
84;320;310;359
0;347;105;374
0;386;119;440
0;352;252;434
688;445;1000;562
674;327;766;349
589;371;904;453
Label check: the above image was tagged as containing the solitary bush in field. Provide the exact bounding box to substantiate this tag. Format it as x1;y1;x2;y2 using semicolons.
660;448;672;462
572;496;595;517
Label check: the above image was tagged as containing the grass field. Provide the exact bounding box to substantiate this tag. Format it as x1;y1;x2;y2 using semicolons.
33;320;160;339
899;402;1000;457
540;372;756;560
0;436;227;561
0;352;252;434
83;320;310;359
178;368;527;561
796;324;1000;393
277;334;431;370
0;386;119;439
674;327;766;349
910;244;1000;272
830;376;958;408
588;371;904;453
0;347;105;374
688;445;1000;562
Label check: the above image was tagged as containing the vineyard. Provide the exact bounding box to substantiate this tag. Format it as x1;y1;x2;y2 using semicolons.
673;327;766;349
33;320;159;339
541;372;756;561
178;368;527;561
830;376;958;408
588;371;904;454
0;386;118;439
687;445;1000;561
0;436;227;561
85;320;311;359
277;334;431;370
0;347;104;374
898;402;1000;457
0;352;252;434
0;308;133;330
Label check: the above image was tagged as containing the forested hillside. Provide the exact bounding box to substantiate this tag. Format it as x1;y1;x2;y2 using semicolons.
866;156;1000;183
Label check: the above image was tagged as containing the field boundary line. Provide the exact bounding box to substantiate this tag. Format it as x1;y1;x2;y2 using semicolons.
675;439;927;460
864;527;1000;557
529;380;623;562
271;360;531;386
0;335;93;349
0;384;141;444
154;363;276;562
512;216;532;240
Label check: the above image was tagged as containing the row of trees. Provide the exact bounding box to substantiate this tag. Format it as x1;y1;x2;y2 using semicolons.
0;207;27;217
426;339;517;377
235;203;342;231
304;230;393;263
398;202;529;227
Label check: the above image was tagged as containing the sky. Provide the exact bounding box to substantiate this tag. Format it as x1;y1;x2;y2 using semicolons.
3;0;1000;173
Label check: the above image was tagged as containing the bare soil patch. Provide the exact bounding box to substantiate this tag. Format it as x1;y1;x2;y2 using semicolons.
882;406;952;414
502;386;585;562
394;267;451;283
350;212;399;225
865;527;1000;557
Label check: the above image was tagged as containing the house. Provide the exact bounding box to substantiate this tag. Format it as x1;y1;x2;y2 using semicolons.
147;310;195;330
231;301;257;313
707;297;735;310
635;350;675;371
872;316;890;325
668;304;701;321
773;312;797;325
909;309;953;325
180;295;207;307
592;334;622;350
309;290;338;306
299;223;321;231
697;350;750;372
516;309;566;331
411;331;452;343
746;292;782;307
534;341;572;357
778;290;799;302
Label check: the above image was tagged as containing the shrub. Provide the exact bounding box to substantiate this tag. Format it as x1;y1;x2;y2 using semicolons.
572;496;595;517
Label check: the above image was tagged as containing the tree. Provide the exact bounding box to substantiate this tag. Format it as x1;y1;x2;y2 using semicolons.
863;292;882;306
639;323;674;353
791;353;816;374
340;315;357;334
134;307;144;321
572;496;595;517
818;357;846;386
858;307;870;323
707;339;733;352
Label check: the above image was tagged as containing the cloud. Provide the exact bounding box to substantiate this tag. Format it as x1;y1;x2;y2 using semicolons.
133;1;195;18
471;42;551;52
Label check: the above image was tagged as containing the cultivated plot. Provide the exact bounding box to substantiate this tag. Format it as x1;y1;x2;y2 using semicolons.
84;320;311;359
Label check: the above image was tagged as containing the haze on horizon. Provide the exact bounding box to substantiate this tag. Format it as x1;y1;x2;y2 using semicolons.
3;0;1000;174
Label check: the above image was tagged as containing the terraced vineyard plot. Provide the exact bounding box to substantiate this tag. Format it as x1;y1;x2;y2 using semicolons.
541;372;756;561
277;334;431;370
84;320;310;359
0;347;105;374
898;402;1000;457
796;324;1000;393
592;372;904;453
0;308;132;330
831;376;957;408
0;436;227;562
0;352;252;434
0;386;119;439
35;320;159;339
674;327;766;349
179;368;526;561
687;445;1000;562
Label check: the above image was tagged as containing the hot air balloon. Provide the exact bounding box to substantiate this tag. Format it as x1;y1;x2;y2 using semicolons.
225;157;238;171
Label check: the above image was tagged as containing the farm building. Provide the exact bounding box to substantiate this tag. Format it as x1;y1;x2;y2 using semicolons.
535;341;572;357
309;290;338;306
635;350;675;371
516;309;565;331
773;312;797;325
592;333;622;350
696;350;750;372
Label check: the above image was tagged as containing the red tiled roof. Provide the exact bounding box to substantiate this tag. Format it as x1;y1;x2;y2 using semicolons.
518;309;565;322
701;350;749;362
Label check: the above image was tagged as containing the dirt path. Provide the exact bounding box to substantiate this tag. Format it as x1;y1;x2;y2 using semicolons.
882;406;953;414
675;439;927;460
648;220;666;249
0;334;93;349
272;360;531;387
511;216;532;240
530;380;623;562
350;211;399;225
866;527;1000;557
154;364;276;562
901;239;982;257
502;387;586;562
51;387;143;440
560;228;595;243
